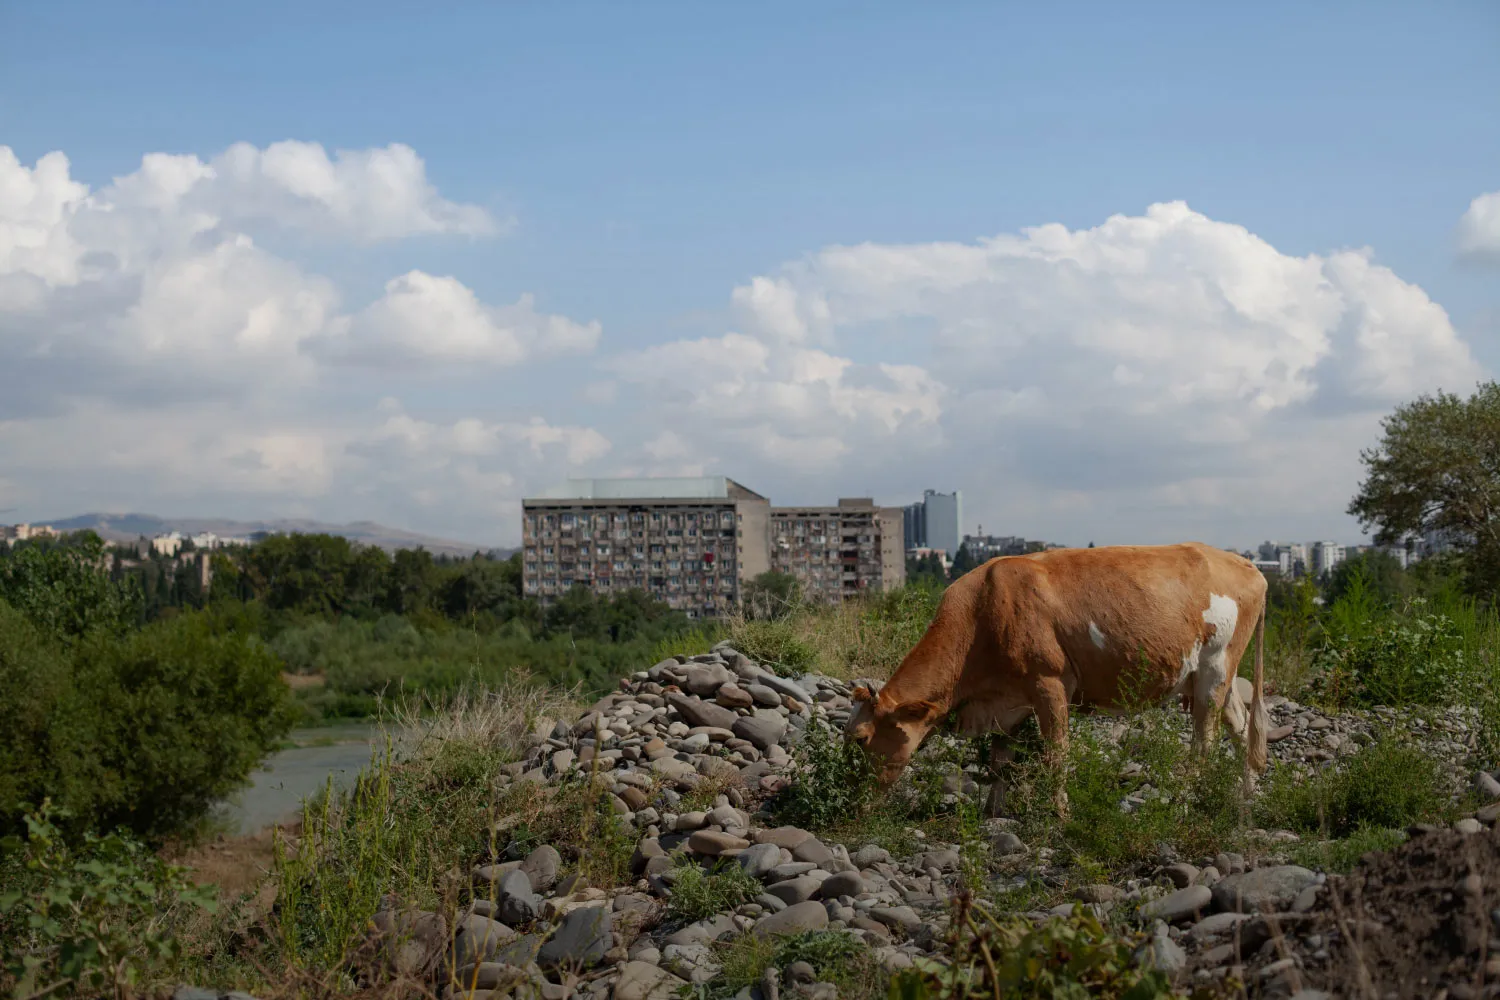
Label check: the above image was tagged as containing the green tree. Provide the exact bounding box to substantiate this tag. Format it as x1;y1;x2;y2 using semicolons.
0;532;142;641
1349;381;1500;594
742;571;803;620
1325;549;1409;607
905;552;947;590
948;544;978;582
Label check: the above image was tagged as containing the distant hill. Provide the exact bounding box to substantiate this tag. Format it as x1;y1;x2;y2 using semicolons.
41;513;508;558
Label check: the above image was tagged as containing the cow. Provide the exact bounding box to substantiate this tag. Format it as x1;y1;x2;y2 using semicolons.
844;542;1269;815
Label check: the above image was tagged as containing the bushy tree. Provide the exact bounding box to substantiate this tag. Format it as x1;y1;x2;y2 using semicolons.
947;544;979;582
0;532;142;640
742;571;803;620
1349;381;1500;594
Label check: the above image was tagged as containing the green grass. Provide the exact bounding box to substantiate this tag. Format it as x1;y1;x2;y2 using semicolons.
692;931;888;1000
1287;826;1409;874
665;855;762;922
1254;735;1452;838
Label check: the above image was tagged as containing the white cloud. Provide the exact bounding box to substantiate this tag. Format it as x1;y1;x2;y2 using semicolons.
318;271;599;368
1458;189;1500;259
604;201;1481;541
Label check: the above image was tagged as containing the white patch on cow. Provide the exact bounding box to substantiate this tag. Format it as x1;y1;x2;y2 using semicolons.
1195;594;1240;707
1168;640;1201;701
1088;621;1106;650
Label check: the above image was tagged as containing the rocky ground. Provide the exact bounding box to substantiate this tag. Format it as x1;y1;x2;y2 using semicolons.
189;642;1500;1000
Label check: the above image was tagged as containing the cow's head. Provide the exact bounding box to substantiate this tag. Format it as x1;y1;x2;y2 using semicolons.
844;684;944;784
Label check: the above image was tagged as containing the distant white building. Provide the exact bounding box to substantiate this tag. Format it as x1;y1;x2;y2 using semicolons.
903;489;963;557
149;532;184;557
1310;541;1345;578
189;532;222;550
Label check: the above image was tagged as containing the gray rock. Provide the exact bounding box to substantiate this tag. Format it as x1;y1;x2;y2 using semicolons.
738;843;783;878
664;913;736;947
1161;863;1199;889
661;943;722;984
450;961;534;991
685;664;733;697
452;914;519;969
916;848;960;872
667;693;738;731
852;845;891;867
364;908;447;976
754;827;814;850
1211;866;1318;914
1073;885;1119;904
1139;885;1211;923
746;684;783;707
869;905;922;935
753;900;830;937
716;682;755;708
1190;912;1251;939
614;960;689;1000
766;876;821;905
791;838;834;865
688;830;750;855
536;906;612;969
733;713;788;751
497;870;541;925
990;832;1026;856
755;674;813;706
1135;923;1188;974
1214;852;1246;875
818;871;866;899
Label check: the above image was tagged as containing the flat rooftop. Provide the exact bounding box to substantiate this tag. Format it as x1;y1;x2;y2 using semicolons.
525;476;767;503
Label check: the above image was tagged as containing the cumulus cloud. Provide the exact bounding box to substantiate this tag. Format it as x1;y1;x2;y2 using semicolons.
606;201;1481;540
316;271;600;368
0;142;609;543
1458;189;1500;260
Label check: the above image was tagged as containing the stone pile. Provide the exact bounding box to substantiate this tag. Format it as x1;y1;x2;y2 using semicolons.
184;641;1498;1000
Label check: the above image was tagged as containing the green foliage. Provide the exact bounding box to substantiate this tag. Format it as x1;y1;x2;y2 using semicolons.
1325;550;1410;606
1008;710;1246;872
1348;380;1500;596
906;552;948;590
890;900;1177;1000
774;720;879;831
666;855;761;921
1309;596;1468;709
649;625;728;665
947;544;979;582
0;803;217;1000
1255;736;1449;837
731;618;819;677
1287;826;1408;875
0;533;142;641
693;931;884;1000
742;571;805;620
0;603;296;842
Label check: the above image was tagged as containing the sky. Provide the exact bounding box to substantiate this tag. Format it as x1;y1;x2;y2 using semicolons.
2;1;1498;550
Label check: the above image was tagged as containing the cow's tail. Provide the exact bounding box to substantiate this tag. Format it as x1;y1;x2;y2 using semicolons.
1247;598;1269;775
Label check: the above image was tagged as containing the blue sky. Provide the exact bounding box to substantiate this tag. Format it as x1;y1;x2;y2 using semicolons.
2;1;1497;547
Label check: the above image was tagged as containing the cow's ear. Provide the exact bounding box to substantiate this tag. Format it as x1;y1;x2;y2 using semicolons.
892;699;942;724
850;685;874;704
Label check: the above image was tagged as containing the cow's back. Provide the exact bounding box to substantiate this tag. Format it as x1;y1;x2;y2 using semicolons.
963;542;1265;711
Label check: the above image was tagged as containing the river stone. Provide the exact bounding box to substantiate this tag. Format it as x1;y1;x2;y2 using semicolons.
614;960;689;1000
688;830;750;856
733;713;788;751
652;757;697;781
737;843;782;878
452;914;519;969
754;827;814;850
817;871;866;899
521;845;561;894
451;961;533;991
852;845;891;867
366;909;447;975
766;876;821;905
791;838;834;865
1211;866;1318;914
869;906;922;935
497;870;541;925
1139;885;1211;923
753;900;830;938
667;694;738;731
536;906;612;969
716;683;755;708
684;663;733;697
664;913;736;947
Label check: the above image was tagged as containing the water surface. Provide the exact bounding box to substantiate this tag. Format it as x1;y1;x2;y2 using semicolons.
214;722;382;835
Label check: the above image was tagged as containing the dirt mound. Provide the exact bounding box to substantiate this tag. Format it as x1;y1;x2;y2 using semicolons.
1284;824;1500;999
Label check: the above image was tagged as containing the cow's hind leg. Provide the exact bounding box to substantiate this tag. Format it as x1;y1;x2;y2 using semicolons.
1032;676;1071;818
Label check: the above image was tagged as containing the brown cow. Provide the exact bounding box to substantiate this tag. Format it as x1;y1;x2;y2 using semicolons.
845;542;1268;814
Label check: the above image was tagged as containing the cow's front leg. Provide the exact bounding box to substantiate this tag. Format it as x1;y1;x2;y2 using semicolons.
1032;677;1071;819
982;730;1018;818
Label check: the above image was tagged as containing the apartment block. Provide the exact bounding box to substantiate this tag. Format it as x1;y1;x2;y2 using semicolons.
902;489;963;557
521;476;771;618
770;498;906;604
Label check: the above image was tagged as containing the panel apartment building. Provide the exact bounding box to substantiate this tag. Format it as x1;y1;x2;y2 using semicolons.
521;476;771;618
520;477;905;616
769;498;906;604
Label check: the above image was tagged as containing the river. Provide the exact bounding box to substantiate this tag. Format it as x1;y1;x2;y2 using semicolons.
212;722;384;836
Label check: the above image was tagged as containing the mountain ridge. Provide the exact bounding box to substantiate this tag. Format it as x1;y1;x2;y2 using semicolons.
38;512;507;558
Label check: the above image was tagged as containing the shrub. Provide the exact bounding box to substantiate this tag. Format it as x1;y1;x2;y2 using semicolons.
1006;709;1245;871
666;855;761;921
0;604;296;842
773;721;879;832
730;618;819;677
693;931;885;1000
1288;826;1408;875
0;803;218;999
890;899;1177;999
1309;598;1468;709
1255;736;1449;838
0;533;142;642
